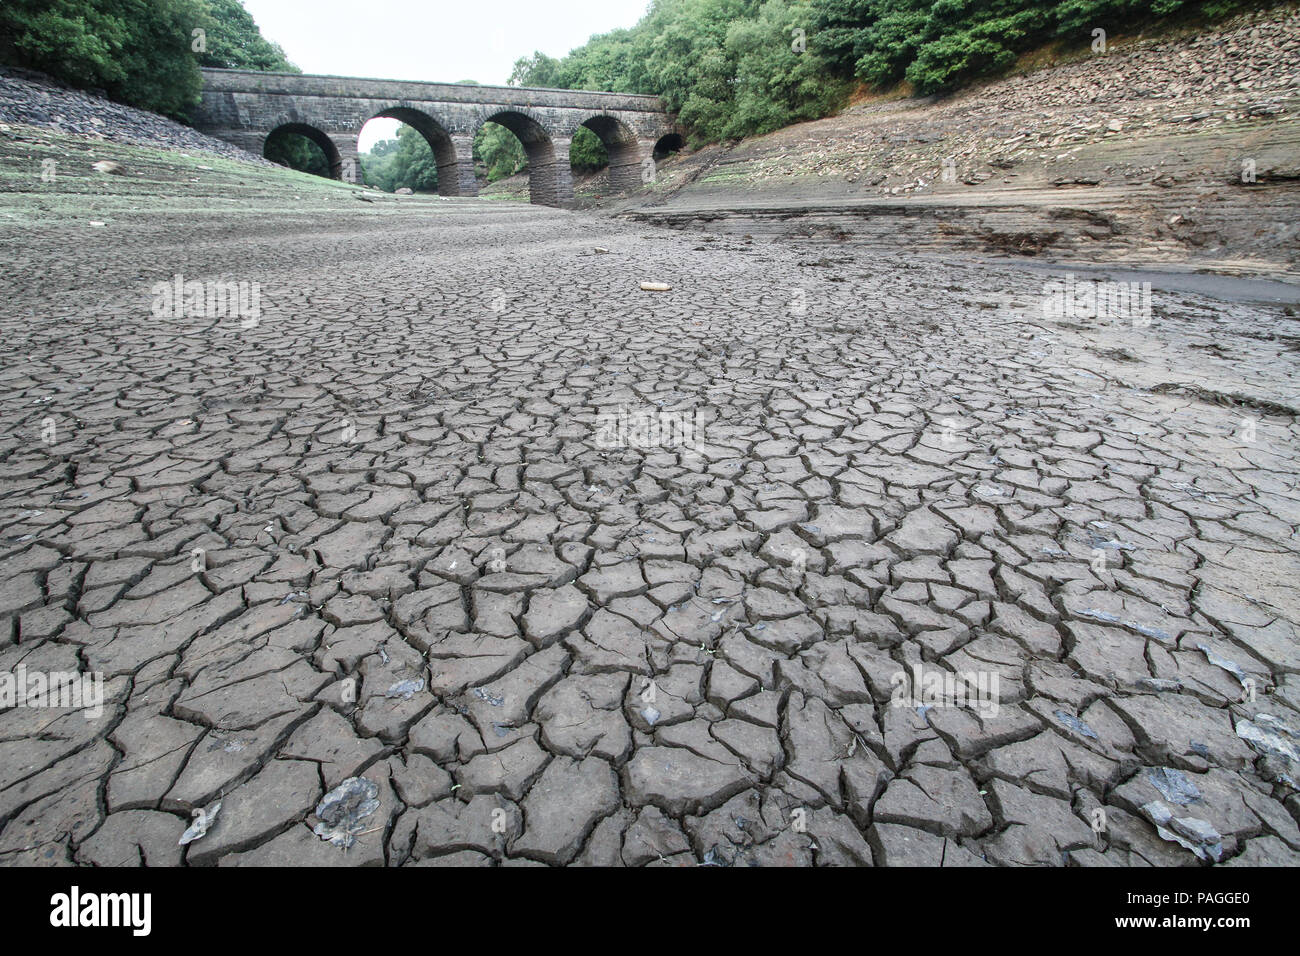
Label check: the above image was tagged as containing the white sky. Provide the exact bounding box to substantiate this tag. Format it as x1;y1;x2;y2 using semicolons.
239;0;651;149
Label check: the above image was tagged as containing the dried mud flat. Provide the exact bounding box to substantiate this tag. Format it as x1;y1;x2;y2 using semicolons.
1;198;1299;867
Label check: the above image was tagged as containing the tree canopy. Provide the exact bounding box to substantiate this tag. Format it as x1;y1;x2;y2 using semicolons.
509;0;1275;143
197;0;297;73
0;0;296;119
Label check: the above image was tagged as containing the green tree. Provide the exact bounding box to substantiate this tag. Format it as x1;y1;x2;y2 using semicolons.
724;0;850;138
359;122;536;192
474;122;527;182
0;0;209;119
198;0;298;72
0;0;304;119
0;0;128;90
359;125;438;191
815;0;931;88
509;52;563;87
569;126;608;171
519;0;1278;141
639;0;758;139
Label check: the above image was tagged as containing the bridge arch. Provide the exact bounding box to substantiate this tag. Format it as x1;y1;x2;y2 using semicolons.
481;110;564;207
575;114;646;192
264;122;342;180
361;107;475;196
653;132;685;159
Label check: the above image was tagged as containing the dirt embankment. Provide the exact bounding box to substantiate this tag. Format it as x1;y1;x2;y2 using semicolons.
612;4;1300;277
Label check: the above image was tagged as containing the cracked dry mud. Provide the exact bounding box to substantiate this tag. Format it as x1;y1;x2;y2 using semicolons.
2;200;1299;867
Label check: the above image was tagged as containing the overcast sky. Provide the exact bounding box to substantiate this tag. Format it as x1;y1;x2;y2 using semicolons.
240;0;651;149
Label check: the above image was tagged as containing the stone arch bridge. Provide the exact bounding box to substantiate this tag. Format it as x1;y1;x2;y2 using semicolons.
194;69;681;207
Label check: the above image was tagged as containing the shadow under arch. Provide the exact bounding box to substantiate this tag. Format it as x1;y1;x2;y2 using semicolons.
483;110;559;206
653;132;685;160
263;122;342;179
364;107;467;196
577;114;644;192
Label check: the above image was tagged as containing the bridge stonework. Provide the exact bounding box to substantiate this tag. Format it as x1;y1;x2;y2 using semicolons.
194;69;678;207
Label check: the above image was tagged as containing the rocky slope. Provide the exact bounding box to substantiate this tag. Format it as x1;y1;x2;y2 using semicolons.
614;4;1300;276
0;67;272;166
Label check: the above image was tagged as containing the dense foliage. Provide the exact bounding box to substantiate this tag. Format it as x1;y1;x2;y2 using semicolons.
0;0;209;118
0;0;299;119
196;0;296;73
0;0;330;167
360;126;438;192
475;121;526;182
511;0;1277;143
359;122;607;193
